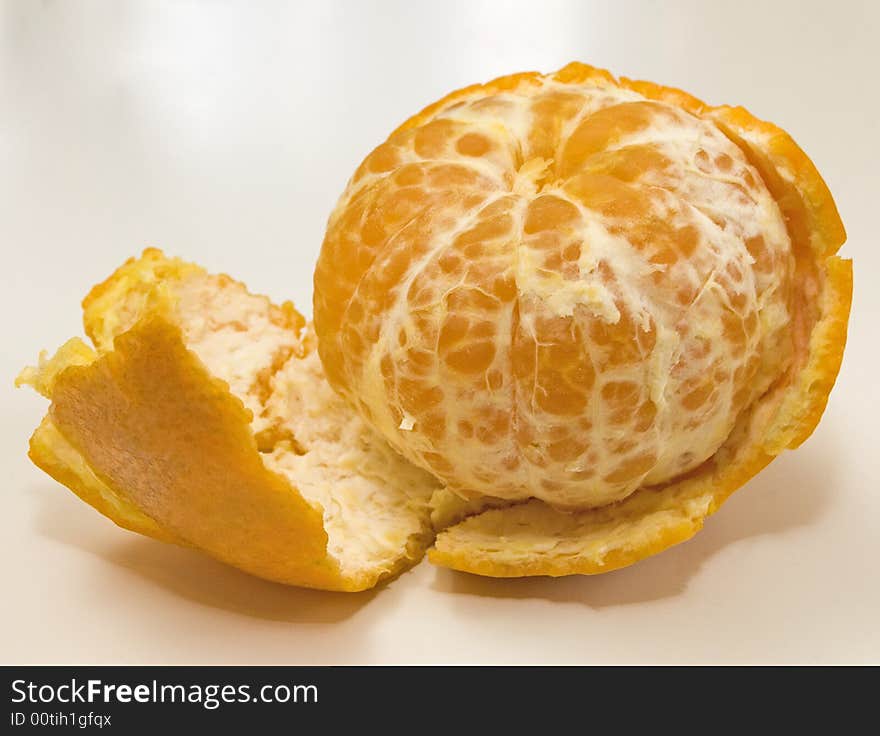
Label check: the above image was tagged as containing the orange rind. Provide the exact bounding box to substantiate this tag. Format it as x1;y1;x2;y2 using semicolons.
20;63;851;587
18;250;439;591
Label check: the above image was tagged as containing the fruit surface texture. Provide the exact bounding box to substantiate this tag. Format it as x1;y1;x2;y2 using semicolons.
315;62;850;525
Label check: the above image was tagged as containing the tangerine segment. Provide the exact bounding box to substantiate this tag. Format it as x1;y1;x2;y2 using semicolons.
315;62;803;508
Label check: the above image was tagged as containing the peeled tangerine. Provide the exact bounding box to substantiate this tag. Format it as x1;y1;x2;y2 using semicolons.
21;64;850;589
315;62;851;576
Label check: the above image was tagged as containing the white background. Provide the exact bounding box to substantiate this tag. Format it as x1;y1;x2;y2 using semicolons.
2;0;878;664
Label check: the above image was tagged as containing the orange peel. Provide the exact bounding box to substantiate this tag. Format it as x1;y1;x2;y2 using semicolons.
19;250;439;591
19;63;851;587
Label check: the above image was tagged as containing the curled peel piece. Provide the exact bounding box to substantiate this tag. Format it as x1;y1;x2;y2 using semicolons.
426;64;852;577
19;250;440;591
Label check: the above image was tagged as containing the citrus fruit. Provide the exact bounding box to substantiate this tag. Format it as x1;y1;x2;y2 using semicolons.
20;63;851;586
315;62;851;574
